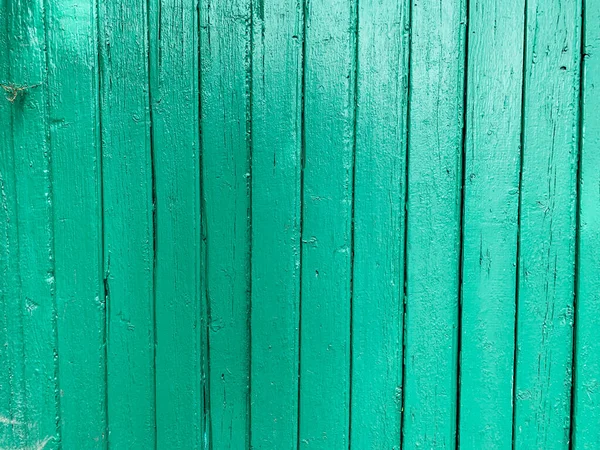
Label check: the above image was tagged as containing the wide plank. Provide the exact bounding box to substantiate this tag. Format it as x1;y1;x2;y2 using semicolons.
249;0;304;446
403;0;466;447
350;0;409;448
46;0;107;446
459;0;525;447
150;0;204;447
513;0;581;447
98;0;156;446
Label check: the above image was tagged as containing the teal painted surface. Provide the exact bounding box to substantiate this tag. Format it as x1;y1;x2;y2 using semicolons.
403;0;465;447
46;0;106;447
0;0;592;448
299;0;355;446
350;0;408;448
572;1;600;448
5;1;59;449
513;0;581;447
151;0;204;447
99;0;156;447
249;0;303;447
200;0;251;446
459;0;525;447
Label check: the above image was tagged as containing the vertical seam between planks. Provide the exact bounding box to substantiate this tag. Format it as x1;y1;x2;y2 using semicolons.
197;1;212;445
246;0;254;445
511;0;529;447
455;0;470;446
296;0;307;446
40;0;62;445
95;0;109;444
347;0;359;446
568;1;586;447
400;0;413;445
144;0;158;446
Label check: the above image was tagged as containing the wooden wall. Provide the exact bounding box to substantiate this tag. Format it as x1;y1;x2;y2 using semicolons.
0;0;596;448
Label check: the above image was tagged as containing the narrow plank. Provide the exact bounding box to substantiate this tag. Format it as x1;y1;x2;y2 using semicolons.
513;1;581;448
149;0;203;448
98;0;156;446
572;1;600;448
0;1;27;447
199;0;252;446
249;0;303;445
7;1;60;448
298;0;356;446
403;0;466;447
458;0;525;447
349;0;409;448
45;0;107;447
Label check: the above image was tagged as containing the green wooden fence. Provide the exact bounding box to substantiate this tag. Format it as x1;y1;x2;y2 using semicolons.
0;0;597;448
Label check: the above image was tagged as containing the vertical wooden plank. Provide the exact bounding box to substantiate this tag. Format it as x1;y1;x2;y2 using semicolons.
349;0;408;448
6;1;60;448
45;0;107;446
200;0;252;446
250;0;303;445
403;0;466;447
0;0;26;447
98;0;155;447
458;0;525;447
572;1;600;448
298;0;355;447
513;1;581;448
149;0;203;448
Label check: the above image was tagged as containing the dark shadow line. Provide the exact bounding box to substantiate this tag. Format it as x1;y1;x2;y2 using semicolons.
455;0;470;446
568;1;586;447
511;0;529;447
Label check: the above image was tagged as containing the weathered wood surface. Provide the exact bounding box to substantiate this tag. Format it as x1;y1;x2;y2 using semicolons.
350;0;408;448
513;0;581;448
403;0;465;447
0;0;589;448
572;1;600;448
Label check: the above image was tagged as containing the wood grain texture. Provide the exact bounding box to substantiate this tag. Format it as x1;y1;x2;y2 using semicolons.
572;2;599;448
513;0;581;448
0;1;593;448
199;0;252;446
249;0;303;447
458;0;525;447
349;0;408;448
45;0;107;447
0;0;27;447
98;0;156;447
298;0;355;447
6;1;60;448
403;0;466;448
150;0;204;448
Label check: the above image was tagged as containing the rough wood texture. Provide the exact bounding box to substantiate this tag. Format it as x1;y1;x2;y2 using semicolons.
403;0;466;448
98;0;156;447
298;0;355;446
0;1;592;448
572;1;599;448
150;0;204;448
46;0;107;446
200;0;252;446
349;0;408;448
5;1;60;448
459;0;525;447
249;0;303;447
513;0;581;448
0;0;25;447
